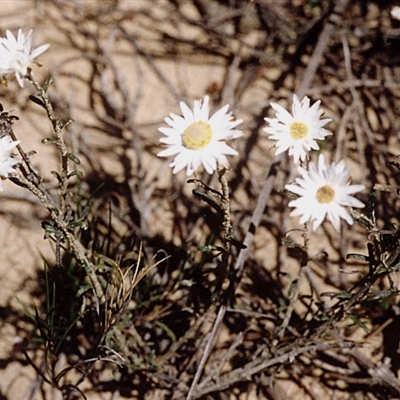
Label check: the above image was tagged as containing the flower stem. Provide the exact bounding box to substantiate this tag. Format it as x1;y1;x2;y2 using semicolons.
217;165;233;249
213;165;233;298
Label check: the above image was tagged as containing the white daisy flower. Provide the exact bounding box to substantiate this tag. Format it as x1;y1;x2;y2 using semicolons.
285;155;365;231
264;94;332;164
0;29;50;87
0;136;20;190
157;95;243;176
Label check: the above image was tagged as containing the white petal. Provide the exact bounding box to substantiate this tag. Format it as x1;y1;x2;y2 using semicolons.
30;43;50;59
158;95;242;175
286;154;364;231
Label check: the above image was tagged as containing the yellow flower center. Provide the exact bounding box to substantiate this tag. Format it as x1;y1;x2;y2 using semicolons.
316;185;335;204
290;121;309;140
182;121;213;150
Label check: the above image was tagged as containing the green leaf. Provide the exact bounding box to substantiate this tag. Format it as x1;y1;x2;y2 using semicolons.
55;311;85;354
392;262;400;272
180;279;195;287
197;245;224;252
67;170;83;179
380;290;400;309
26;150;37;157
16;296;37;325
192;189;223;215
41;221;58;233
50;170;63;184
67;153;81;165
346;253;369;262
333;292;352;299
187;178;222;197
278;297;287;312
228;237;247;249
313;312;329;322
42;137;57;145
29;95;46;108
288;278;298;297
155;320;176;342
321;291;352;300
67;220;86;229
43;77;53;92
76;283;91;297
348;315;370;333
